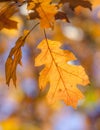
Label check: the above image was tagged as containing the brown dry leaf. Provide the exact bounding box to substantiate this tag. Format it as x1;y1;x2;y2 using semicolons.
55;11;70;22
28;11;40;20
27;0;57;29
35;39;89;108
0;4;18;30
5;30;29;86
59;0;92;10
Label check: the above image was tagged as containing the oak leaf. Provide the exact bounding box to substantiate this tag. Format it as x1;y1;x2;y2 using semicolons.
36;4;57;29
27;0;57;29
5;30;29;86
27;0;51;10
0;4;18;30
59;0;92;10
35;39;89;108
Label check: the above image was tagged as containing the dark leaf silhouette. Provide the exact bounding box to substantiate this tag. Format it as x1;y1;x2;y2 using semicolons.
55;11;70;22
59;0;92;10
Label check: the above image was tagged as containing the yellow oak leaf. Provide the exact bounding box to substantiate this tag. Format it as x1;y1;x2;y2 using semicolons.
5;30;29;86
0;4;18;30
27;0;57;29
36;4;57;29
35;39;89;108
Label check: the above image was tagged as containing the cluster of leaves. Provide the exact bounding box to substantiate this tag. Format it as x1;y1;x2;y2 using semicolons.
0;0;92;108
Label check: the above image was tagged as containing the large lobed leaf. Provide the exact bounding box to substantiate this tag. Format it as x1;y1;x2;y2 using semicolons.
35;39;89;108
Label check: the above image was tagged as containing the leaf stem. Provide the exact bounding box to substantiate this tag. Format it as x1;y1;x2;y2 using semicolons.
24;22;40;40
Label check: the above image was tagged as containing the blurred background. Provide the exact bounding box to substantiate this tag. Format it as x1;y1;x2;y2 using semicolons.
0;0;100;130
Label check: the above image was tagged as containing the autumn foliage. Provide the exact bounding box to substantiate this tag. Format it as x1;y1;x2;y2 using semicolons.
0;0;92;108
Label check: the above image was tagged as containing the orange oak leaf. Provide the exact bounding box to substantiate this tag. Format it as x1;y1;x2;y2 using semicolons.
59;0;92;10
0;4;18;30
27;0;57;29
35;39;89;108
36;4;57;29
5;30;29;86
27;0;51;10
